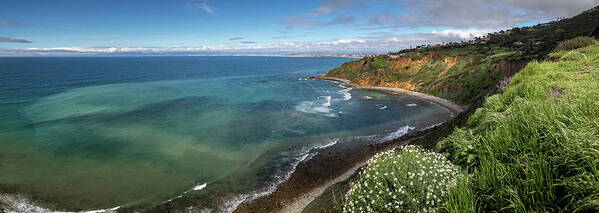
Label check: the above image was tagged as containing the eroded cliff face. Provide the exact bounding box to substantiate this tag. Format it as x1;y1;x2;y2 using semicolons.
325;52;528;105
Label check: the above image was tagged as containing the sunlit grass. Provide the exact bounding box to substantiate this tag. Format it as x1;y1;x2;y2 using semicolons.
438;44;599;212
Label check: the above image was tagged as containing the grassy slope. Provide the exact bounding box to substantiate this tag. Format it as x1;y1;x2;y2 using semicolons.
324;7;599;105
439;45;599;212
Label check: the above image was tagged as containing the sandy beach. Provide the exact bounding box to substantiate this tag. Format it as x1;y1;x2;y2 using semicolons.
317;77;465;116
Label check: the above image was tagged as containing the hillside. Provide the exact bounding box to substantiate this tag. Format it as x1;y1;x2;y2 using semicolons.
438;43;599;212
324;6;599;105
305;6;599;213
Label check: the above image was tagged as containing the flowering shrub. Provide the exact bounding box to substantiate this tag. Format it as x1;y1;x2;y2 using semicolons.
343;145;460;212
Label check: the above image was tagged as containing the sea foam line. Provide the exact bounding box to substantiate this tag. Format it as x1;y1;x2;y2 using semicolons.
421;122;446;131
353;125;415;143
163;182;209;203
0;193;120;213
220;150;316;213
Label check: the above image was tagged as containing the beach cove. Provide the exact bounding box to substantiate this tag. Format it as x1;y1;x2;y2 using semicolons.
233;77;464;213
0;57;455;212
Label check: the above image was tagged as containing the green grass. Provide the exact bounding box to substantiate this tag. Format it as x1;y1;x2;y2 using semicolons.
438;44;599;212
343;146;461;212
340;44;599;212
371;58;388;69
489;51;517;59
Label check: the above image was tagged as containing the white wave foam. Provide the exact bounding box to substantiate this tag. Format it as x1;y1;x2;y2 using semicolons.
162;182;209;204
165;195;184;203
382;126;415;142
314;139;339;150
0;193;120;213
337;88;352;101
421;122;445;130
193;183;208;191
81;207;120;213
353;125;415;143
379;106;387;110
405;103;417;107
295;96;338;117
322;96;331;107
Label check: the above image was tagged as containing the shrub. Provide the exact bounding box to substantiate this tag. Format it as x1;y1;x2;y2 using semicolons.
560;51;588;61
371;58;388;69
553;36;597;52
343;145;461;212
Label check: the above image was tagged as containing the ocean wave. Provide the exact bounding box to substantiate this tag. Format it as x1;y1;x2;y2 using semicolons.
163;182;209;204
314;139;339;150
295;96;338;117
220;150;316;213
322;96;331;107
382;126;415;142
421;122;445;131
337;88;352;101
353;125;415;143
193;183;208;191
216;137;343;212
0;193;120;213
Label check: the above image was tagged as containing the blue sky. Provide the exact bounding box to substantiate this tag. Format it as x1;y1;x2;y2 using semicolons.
0;0;597;55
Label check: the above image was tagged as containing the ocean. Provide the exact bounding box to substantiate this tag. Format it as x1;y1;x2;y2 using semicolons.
0;57;453;212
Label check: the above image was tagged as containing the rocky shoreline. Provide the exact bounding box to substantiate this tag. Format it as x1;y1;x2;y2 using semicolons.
233;127;438;213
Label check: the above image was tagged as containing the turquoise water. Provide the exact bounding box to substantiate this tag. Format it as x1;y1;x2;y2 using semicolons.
0;57;452;212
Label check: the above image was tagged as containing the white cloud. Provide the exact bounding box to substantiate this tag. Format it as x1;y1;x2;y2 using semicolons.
0;19;22;26
1;27;505;56
431;29;501;40
283;0;360;26
187;0;213;15
398;0;598;27
0;37;32;43
285;0;597;29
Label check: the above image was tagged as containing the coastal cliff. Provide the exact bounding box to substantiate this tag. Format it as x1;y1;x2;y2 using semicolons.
324;6;599;106
324;52;528;105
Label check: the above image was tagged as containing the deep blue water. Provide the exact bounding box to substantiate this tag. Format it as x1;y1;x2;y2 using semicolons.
0;57;452;212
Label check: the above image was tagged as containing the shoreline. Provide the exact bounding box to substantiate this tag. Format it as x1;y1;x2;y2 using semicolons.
234;78;464;213
233;128;436;213
315;77;465;116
